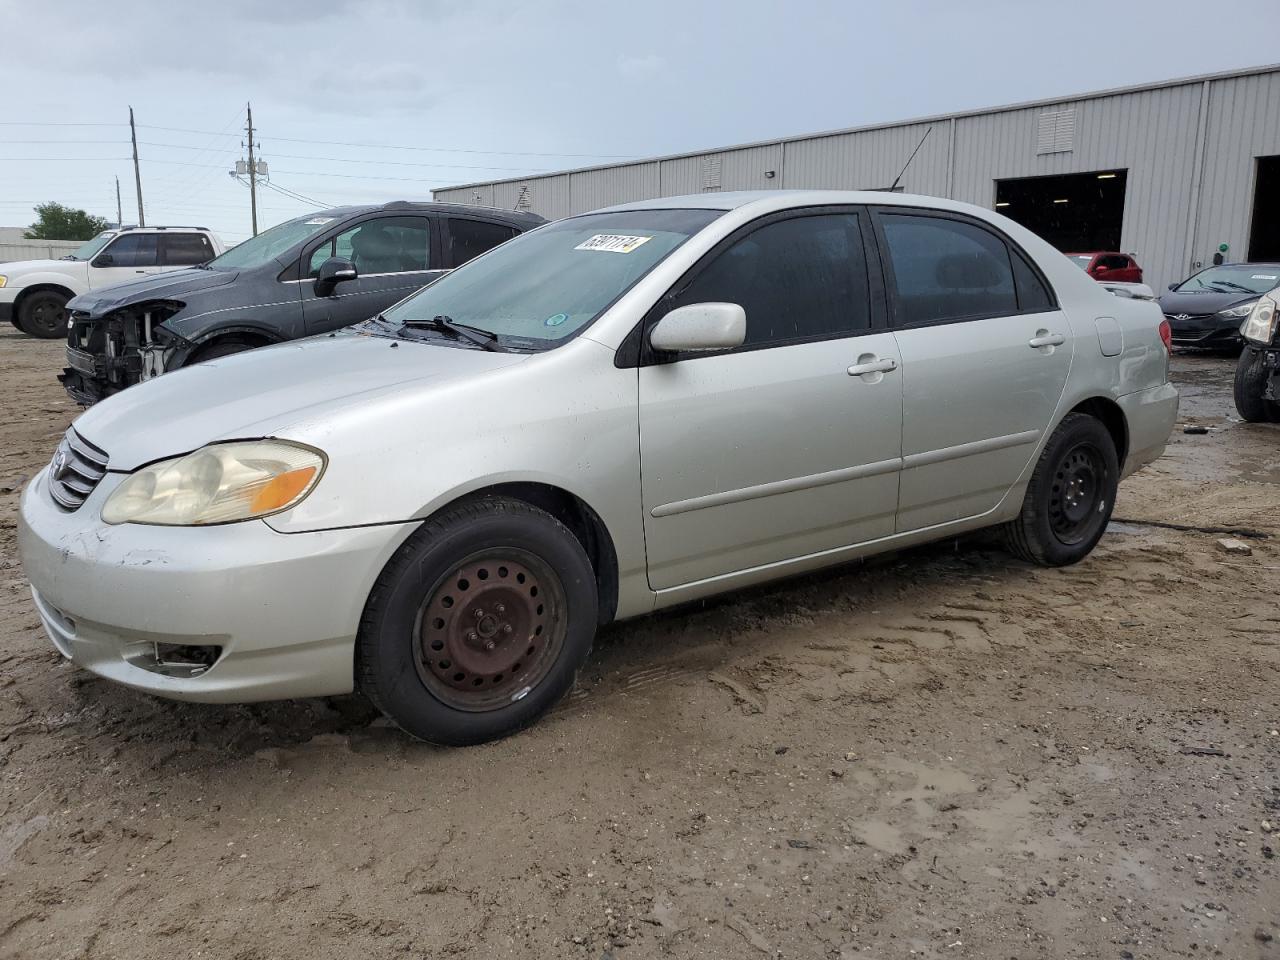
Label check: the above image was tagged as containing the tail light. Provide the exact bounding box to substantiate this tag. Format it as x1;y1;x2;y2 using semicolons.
1158;318;1172;353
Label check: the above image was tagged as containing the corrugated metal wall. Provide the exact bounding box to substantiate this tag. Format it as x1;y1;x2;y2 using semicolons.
436;66;1280;290
0;239;80;263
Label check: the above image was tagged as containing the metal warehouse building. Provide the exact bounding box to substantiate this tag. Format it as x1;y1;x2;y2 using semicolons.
435;63;1280;290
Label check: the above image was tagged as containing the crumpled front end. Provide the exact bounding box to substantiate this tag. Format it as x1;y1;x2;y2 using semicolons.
60;303;190;405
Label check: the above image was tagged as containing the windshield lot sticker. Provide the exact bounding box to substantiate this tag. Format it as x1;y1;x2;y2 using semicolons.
304;217;336;225
1251;274;1277;280
544;313;568;327
575;234;652;254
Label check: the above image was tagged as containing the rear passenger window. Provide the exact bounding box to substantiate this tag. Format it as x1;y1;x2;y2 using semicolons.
447;219;517;267
881;214;1017;326
163;233;215;266
1011;251;1055;312
667;213;870;349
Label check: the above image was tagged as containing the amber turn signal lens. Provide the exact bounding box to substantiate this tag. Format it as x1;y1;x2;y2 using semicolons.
250;466;317;513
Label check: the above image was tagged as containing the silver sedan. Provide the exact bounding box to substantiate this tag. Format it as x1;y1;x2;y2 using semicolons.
18;191;1178;745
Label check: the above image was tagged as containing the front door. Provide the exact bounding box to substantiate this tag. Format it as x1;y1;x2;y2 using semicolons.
872;209;1073;532
88;233;163;288
637;209;903;591
300;215;446;333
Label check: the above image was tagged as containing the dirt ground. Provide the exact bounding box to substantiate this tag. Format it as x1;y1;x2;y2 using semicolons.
1;326;1277;960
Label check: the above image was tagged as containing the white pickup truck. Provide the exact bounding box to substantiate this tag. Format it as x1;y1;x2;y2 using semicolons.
1;226;225;338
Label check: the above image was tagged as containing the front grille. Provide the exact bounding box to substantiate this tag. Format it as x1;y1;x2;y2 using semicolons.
48;429;109;511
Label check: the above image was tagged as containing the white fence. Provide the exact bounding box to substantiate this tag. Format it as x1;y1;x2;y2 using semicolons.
0;239;81;263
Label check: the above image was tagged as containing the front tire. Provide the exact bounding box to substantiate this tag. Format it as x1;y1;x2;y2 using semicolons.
1233;348;1280;423
16;290;69;339
356;497;598;746
1003;413;1119;567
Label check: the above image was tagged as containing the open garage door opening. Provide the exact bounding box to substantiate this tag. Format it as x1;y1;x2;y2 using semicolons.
995;170;1127;252
1248;155;1280;262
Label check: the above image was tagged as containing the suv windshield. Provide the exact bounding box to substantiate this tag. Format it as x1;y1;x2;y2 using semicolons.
67;231;117;261
381;208;721;345
207;214;340;270
1176;264;1280;295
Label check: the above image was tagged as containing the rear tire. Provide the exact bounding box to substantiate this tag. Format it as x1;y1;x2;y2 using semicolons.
1003;413;1119;567
16;290;69;339
356;497;598;746
1232;348;1280;423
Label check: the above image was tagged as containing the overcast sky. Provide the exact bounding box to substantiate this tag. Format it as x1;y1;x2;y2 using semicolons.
3;0;1277;243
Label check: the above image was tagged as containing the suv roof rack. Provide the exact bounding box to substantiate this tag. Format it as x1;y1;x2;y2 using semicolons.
117;225;211;232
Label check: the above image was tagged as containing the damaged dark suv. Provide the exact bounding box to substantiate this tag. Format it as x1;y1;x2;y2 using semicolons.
60;201;545;404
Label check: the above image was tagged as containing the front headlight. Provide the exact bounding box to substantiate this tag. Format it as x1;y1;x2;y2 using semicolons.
0;276;7;288
1240;294;1279;345
1218;299;1258;319
102;440;325;526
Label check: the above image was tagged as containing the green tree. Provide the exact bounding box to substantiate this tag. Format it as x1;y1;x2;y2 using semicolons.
24;202;110;241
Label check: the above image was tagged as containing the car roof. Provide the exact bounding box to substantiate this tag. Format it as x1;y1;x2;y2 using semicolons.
593;189;1018;220
309;201;545;226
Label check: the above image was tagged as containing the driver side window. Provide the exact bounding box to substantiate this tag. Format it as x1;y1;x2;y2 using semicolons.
307;216;431;277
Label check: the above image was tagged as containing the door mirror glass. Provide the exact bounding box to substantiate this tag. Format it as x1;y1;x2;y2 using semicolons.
315;256;357;294
650;302;746;353
93;253;114;267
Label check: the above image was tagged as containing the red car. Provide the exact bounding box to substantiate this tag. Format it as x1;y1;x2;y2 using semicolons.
1067;251;1144;283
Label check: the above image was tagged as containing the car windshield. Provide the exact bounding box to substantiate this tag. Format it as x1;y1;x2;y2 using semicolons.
380;208;722;346
1068;255;1093;270
1176;264;1280;295
67;231;117;261
206;214;341;270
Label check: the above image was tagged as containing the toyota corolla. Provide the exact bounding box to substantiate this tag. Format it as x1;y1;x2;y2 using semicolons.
18;191;1179;746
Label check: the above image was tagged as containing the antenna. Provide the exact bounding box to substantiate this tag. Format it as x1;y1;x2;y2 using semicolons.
888;126;932;193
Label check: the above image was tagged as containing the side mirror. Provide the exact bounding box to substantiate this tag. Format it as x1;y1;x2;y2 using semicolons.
315;256;357;295
650;302;747;353
93;253;114;267
1092;264;1109;276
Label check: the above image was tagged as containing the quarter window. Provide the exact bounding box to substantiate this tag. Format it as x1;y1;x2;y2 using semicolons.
308;216;431;276
447;219;517;267
1010;251;1055;312
101;233;159;268
881;214;1018;325
162;233;215;266
666;213;871;349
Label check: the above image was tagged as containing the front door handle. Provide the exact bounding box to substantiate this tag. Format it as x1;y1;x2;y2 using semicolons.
1028;332;1066;348
847;356;898;377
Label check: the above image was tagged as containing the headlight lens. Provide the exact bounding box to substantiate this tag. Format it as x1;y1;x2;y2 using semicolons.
1218;299;1258;319
0;276;7;288
102;440;325;526
1240;294;1279;345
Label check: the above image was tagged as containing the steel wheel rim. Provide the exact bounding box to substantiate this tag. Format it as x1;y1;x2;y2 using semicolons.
1049;441;1106;545
29;299;65;336
413;548;567;713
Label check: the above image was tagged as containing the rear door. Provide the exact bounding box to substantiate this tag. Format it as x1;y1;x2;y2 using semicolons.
637;208;903;590
300;215;445;333
87;233;163;288
872;208;1071;532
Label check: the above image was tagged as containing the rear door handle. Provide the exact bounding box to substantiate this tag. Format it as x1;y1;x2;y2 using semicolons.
1028;333;1066;348
847;357;898;377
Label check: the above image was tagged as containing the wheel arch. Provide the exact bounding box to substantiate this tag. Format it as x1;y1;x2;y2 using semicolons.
178;323;284;365
1066;395;1128;467
15;282;77;311
432;481;620;626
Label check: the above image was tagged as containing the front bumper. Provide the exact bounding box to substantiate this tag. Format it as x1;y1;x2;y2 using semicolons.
17;469;417;703
1167;315;1242;348
0;300;13;325
1117;380;1179;478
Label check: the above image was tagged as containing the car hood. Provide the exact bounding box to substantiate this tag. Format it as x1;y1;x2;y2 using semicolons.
73;333;527;471
1157;289;1257;316
68;268;239;316
2;258;89;280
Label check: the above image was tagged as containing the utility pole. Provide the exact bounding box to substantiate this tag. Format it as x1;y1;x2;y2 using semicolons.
128;106;145;226
245;102;258;237
115;176;122;226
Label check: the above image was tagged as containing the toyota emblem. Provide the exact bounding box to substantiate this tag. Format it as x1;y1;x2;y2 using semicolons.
50;448;67;480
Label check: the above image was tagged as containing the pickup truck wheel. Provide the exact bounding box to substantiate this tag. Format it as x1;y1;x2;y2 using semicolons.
1003;413;1118;567
1232;349;1280;423
16;290;69;339
357;497;597;746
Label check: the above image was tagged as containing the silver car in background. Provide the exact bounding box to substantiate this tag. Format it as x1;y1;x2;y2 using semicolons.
18;190;1178;745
